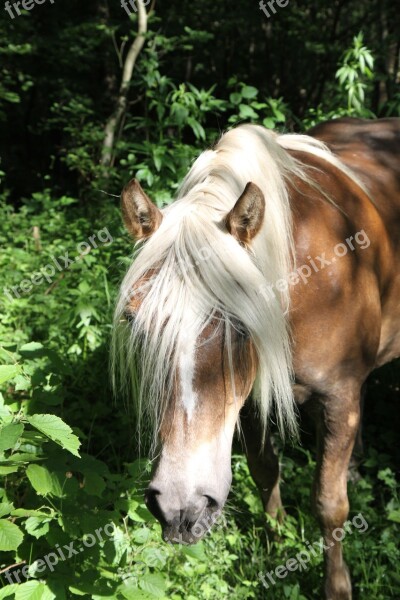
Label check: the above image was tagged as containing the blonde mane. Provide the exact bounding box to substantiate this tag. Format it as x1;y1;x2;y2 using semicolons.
112;124;366;448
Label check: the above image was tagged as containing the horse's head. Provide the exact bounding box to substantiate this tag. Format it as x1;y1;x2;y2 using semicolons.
146;313;257;544
113;177;295;543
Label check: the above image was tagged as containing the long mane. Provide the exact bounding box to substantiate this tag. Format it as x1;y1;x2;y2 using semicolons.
111;124;364;449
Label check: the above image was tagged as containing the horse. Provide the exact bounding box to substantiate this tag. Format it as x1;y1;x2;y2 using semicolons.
112;117;400;600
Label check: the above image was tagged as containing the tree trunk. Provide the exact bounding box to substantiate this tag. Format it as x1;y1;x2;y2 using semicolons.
101;0;148;167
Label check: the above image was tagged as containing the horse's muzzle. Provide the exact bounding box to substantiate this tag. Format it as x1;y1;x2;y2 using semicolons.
145;487;222;544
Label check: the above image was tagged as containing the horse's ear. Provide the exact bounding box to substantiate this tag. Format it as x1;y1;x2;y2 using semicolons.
225;182;265;245
121;179;162;240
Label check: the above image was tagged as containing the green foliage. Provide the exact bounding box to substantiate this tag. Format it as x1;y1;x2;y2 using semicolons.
0;191;263;599
303;33;376;128
227;80;289;129
336;33;375;114
1;2;400;598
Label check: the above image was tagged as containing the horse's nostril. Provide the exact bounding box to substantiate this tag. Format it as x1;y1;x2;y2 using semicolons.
204;495;219;510
182;518;192;532
144;486;159;500
145;487;165;524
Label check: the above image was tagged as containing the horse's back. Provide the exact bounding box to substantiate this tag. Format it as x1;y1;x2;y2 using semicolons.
306;117;400;368
308;117;400;216
308;116;400;144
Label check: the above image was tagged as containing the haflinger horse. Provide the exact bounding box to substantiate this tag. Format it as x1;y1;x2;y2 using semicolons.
112;118;400;600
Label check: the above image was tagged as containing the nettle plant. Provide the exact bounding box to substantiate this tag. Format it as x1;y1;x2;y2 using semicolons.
0;343;171;599
0;343;253;599
0;196;171;599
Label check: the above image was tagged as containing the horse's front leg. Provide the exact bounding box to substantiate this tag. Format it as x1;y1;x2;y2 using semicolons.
313;387;361;600
241;406;284;520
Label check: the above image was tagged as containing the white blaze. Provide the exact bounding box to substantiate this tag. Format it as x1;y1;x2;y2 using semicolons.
179;310;198;420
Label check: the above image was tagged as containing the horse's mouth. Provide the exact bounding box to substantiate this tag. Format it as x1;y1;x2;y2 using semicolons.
161;509;222;545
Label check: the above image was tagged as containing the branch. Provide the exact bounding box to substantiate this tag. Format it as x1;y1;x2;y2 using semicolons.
0;561;26;575
32;225;42;252
101;0;148;167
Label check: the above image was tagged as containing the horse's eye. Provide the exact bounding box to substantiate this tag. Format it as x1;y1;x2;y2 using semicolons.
121;310;136;324
238;326;249;339
232;320;249;340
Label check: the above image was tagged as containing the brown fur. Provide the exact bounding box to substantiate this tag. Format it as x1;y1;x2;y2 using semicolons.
244;118;400;599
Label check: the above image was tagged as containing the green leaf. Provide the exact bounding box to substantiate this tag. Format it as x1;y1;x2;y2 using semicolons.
238;104;258;120
120;587;152;600
25;516;50;538
15;581;56;600
140;546;167;568
365;53;374;69
39;585;57;600
26;414;81;457
68;587;87;596
0;518;24;551
82;471;105;497
187;117;205;141
2;452;42;464
0;585;19;600
263;117;276;129
229;92;242;105
387;509;400;523
12;508;55;518
26;464;54;496
0;392;11;418
182;541;207;561
132;527;151;544
0;364;20;384
139;574;166;598
0;422;24;451
14;374;31;391
68;577;116;597
0;501;14;517
271;107;286;121
0;465;19;475
241;85;258;99
19;342;45;358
